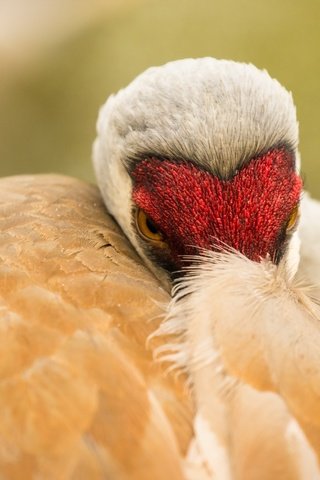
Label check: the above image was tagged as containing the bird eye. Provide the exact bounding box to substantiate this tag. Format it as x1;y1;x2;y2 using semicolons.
136;208;166;245
286;205;299;232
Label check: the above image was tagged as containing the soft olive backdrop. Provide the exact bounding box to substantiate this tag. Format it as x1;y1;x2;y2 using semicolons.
0;0;319;197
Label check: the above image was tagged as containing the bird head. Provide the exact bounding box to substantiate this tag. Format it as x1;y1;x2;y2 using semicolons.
93;61;320;469
93;58;302;287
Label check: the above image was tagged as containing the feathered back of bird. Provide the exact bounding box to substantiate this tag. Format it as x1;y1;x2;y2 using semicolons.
0;175;193;480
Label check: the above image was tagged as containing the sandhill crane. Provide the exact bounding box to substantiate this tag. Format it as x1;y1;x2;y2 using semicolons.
0;58;320;480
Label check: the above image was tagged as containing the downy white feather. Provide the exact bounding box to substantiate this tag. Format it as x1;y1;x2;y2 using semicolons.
154;251;320;477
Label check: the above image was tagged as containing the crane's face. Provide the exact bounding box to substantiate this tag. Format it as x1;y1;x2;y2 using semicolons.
93;59;302;283
131;147;302;273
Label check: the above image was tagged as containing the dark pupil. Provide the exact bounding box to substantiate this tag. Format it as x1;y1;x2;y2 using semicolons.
146;216;159;234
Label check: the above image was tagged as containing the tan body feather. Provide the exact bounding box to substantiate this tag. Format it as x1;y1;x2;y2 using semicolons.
0;175;193;480
1;174;320;479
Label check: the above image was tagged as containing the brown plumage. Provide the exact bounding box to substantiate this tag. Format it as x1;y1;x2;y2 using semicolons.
0;174;193;480
2;57;320;479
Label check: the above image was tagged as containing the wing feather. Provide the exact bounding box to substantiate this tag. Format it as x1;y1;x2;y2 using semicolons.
0;175;193;479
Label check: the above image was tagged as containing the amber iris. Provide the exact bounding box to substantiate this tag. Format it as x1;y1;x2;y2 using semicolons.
136;208;166;245
286;205;299;232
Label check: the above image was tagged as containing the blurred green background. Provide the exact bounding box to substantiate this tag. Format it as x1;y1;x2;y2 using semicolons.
0;0;319;197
